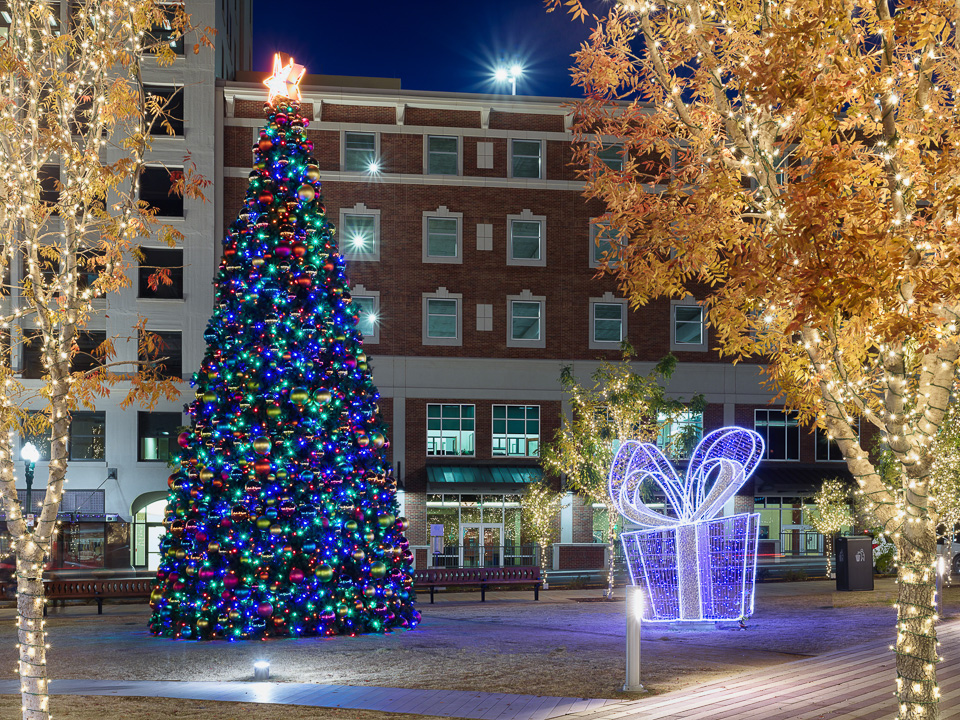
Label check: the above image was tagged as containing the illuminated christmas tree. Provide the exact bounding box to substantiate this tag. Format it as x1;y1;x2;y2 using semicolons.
148;55;419;640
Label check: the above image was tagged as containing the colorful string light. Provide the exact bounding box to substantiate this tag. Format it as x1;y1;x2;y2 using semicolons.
148;56;420;640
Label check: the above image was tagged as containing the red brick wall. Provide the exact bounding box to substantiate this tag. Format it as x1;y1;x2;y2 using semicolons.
235;99;314;119
224;127;252;170
571;494;597;543
462;136;508;178
405;107;481;129
380;133;423;175
489;110;565;132
322;103;395;124
305;129;340;172
558;544;605;570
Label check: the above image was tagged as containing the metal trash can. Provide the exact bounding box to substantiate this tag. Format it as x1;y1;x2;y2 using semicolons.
836;536;874;591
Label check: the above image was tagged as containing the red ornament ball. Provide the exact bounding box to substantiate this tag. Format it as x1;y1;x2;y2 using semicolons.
257;602;274;618
178;431;191;449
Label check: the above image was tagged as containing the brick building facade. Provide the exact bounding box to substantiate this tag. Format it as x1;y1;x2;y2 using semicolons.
215;73;855;573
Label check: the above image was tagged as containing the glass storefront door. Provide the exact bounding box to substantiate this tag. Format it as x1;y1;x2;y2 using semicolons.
460;523;503;568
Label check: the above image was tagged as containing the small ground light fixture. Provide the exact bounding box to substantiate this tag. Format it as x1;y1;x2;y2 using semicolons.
253;660;270;681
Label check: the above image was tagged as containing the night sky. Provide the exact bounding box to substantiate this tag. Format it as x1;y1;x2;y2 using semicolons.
250;0;592;99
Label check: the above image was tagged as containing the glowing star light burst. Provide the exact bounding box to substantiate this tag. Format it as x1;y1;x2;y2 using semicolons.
609;427;764;622
264;53;306;103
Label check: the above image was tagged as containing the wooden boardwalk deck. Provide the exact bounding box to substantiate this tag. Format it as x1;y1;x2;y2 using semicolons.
566;619;960;720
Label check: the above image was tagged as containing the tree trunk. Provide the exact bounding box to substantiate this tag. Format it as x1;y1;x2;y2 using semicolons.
16;541;48;720
896;521;940;720
825;535;833;578
605;501;617;599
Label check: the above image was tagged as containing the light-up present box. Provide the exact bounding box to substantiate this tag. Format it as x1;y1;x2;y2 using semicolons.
609;427;764;622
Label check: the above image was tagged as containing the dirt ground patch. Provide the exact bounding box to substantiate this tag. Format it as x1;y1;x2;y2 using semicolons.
0;695;454;720
1;578;956;699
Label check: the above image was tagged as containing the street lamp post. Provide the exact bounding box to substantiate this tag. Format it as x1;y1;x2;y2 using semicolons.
21;442;39;524
494;64;524;95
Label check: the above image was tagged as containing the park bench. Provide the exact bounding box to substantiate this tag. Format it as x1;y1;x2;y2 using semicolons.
412;565;541;603
43;577;152;616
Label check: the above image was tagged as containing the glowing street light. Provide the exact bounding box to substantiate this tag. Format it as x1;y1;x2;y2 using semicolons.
21;442;40;520
494;64;523;95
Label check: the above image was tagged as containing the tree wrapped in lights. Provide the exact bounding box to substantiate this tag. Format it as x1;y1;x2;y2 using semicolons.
148;56;420;641
521;479;564;583
810;479;853;577
0;3;210;718
541;350;703;598
547;0;960;715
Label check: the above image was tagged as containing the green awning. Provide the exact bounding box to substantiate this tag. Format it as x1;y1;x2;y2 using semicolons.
426;465;543;485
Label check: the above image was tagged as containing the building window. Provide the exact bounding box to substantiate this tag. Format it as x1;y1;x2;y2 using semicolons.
71;411;105;461
493;405;540;457
657;410;703;459
21;332;43;379
144;85;184;136
507;210;546;267
511;139;542;179
426;299;458;338
72;331;106;375
138;247;183;299
140;165;183;217
39;164;60;209
589;220;625;268
140;330;182;379
671;300;707;352
816;420;859;462
148;4;184;55
427;135;459;175
339;203;380;262
352;285;380;344
597;143;624;171
427;404;475;456
422;207;463;264
343;131;377;172
138;411;181;462
20;412;51;462
590;296;626;348
507;292;546;349
755;409;801;461
422;288;462;346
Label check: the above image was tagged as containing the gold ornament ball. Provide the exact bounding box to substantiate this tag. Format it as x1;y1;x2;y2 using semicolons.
297;184;317;202
369;561;387;578
305;165;321;182
253;436;271;454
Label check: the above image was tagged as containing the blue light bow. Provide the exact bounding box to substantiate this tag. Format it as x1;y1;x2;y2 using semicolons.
609;427;764;528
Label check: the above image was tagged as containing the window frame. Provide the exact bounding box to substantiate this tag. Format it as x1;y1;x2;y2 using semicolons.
506;292;546;349
422;206;463;264
351;284;380;344
754;409;801;461
506;210;546;268
137;411;182;463
589;219;625;269
492;404;541;458
139;329;182;379
339;203;380;262
815;419;860;462
590;294;628;349
70;411;106;461
342;131;379;172
139;164;184;218
138;247;184;299
510;138;542;179
425;135;460;176
422;288;462;346
656;409;704;460
670;299;708;352
426;403;475;457
143;83;184;137
596;143;624;172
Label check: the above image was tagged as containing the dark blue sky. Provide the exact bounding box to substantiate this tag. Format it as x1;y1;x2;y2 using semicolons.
251;1;591;99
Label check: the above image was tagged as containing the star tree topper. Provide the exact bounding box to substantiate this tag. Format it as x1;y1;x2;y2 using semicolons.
264;53;306;103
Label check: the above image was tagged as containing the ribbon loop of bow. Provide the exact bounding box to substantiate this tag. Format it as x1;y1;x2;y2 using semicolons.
609;427;765;528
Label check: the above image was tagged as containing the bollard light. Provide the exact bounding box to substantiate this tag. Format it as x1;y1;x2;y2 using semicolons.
253;660;270;681
623;585;644;692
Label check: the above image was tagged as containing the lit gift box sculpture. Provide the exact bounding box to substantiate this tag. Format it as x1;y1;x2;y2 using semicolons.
610;427;764;622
